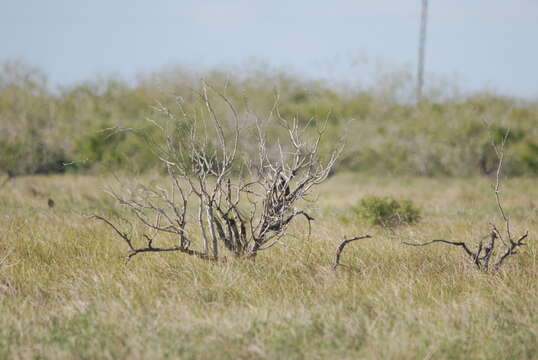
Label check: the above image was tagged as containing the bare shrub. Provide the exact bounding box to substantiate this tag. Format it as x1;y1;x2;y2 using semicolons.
93;85;342;261
405;129;530;271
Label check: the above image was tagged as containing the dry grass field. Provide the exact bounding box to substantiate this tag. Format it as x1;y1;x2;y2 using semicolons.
0;173;537;359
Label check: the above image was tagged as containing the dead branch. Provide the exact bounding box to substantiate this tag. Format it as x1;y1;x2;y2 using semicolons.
404;232;494;270
334;235;372;269
404;128;530;271
403;239;476;259
93;86;341;262
494;231;528;270
91;214;218;262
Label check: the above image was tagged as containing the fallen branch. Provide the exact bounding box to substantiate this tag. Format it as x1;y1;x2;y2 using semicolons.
92;214;219;262
334;235;372;269
403;239;475;257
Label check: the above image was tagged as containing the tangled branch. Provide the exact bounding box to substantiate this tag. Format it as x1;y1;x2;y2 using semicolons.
93;85;342;262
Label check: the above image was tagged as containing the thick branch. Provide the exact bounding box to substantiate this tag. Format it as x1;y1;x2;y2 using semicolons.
126;246;219;261
92;214;219;262
334;235;372;269
403;239;476;260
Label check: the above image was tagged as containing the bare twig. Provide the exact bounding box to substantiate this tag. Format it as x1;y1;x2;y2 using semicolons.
493;129;511;241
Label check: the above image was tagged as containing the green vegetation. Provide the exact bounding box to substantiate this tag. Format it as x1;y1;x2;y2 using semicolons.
1;60;537;358
1;60;537;177
354;196;421;226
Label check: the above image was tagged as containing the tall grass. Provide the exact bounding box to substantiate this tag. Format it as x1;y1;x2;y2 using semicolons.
0;173;537;359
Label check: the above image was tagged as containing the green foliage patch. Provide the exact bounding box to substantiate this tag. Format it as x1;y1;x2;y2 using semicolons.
354;196;421;227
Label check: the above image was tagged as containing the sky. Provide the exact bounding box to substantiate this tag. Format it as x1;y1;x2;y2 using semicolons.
2;0;538;98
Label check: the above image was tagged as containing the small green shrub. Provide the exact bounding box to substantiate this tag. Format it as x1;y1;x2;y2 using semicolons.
513;140;538;175
354;196;420;227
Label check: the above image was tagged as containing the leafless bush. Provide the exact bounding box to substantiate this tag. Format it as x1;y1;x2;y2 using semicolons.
405;129;530;271
93;85;342;261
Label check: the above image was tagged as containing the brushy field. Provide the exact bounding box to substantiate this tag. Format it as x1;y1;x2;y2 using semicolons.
2;60;538;178
0;173;537;359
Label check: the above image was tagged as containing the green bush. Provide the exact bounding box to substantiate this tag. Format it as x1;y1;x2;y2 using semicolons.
0;138;67;176
354;196;421;227
1;61;537;176
513;141;538;175
74;126;158;173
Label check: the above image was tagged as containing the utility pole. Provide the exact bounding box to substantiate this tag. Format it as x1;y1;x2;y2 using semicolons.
417;0;429;101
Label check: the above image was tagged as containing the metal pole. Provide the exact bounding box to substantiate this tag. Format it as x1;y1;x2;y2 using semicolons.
417;0;428;101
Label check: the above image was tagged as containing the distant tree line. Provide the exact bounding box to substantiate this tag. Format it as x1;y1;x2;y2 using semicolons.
1;60;537;178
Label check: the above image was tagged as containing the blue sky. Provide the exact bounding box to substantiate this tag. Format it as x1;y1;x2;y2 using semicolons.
2;0;538;98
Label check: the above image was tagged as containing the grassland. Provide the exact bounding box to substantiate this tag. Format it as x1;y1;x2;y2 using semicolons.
0;173;537;359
